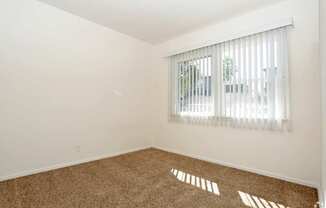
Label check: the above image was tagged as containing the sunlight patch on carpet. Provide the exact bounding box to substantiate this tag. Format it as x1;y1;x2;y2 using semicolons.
170;168;220;195
238;191;290;208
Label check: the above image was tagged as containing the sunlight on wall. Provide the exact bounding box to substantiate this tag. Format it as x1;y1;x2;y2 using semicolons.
170;168;220;195
238;191;289;208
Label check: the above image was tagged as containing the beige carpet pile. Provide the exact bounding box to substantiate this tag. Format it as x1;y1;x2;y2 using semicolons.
0;148;318;208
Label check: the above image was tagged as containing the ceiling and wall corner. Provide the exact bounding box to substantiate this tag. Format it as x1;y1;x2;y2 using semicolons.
37;0;287;44
0;0;155;181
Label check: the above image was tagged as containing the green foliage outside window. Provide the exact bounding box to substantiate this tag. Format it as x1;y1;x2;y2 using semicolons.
179;62;201;98
223;57;234;82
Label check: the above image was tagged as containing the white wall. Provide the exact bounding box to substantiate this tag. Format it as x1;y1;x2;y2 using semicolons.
0;0;322;192
153;0;321;187
0;0;154;180
321;0;326;205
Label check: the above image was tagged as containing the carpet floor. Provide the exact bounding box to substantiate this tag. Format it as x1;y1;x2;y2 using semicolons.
0;148;319;208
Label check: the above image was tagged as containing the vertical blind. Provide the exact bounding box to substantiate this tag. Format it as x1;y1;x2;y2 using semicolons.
169;27;290;130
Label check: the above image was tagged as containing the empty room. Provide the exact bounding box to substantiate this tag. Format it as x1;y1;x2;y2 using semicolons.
1;0;326;207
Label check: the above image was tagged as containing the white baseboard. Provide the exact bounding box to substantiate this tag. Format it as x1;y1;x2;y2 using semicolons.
0;145;320;194
0;145;151;182
153;146;319;189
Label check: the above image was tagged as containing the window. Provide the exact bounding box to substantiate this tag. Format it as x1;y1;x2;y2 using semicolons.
169;27;290;130
176;56;213;117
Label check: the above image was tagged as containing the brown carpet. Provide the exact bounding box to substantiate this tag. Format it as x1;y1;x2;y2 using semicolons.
0;148;318;208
